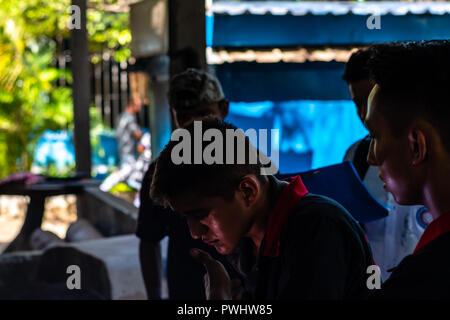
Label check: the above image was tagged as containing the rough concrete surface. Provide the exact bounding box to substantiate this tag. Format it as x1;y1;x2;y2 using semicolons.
68;234;147;300
0;235;147;300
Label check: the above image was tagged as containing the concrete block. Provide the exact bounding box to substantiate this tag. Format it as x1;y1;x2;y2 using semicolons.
0;235;147;300
66;234;147;300
30;229;66;251
66;218;104;242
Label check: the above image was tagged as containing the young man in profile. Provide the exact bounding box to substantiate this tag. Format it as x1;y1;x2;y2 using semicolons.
342;46;425;282
365;40;450;298
150;118;374;299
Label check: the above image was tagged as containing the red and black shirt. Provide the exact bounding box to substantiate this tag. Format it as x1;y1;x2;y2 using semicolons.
371;211;450;299
228;175;374;300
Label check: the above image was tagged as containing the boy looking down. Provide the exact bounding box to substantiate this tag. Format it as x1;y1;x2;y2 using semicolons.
150;118;374;299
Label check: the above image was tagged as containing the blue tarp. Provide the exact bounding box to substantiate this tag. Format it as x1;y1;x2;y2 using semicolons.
225;100;368;173
208;1;450;47
33;130;120;174
34;131;75;170
278;161;389;223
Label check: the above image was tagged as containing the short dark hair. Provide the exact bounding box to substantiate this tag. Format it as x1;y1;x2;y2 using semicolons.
367;40;450;152
342;47;373;83
150;118;268;208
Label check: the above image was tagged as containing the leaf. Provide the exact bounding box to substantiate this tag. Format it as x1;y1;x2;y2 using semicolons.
38;68;59;82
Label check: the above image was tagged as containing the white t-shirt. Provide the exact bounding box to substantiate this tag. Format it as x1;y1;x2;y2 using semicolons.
365;195;428;281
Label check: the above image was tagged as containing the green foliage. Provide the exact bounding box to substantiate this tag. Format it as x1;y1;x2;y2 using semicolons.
39;160;76;177
87;3;131;63
0;9;73;177
110;182;135;193
89;104;118;174
0;0;131;178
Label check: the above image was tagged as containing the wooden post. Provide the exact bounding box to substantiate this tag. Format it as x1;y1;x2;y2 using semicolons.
71;0;92;176
169;0;207;78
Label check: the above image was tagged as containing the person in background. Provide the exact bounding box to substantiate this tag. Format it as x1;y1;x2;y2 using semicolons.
136;69;244;299
100;97;144;192
342;46;386;203
342;46;425;281
128;132;152;207
116;97;143;166
366;40;450;298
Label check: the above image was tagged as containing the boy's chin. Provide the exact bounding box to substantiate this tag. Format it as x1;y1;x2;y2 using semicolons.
215;243;234;255
392;192;421;207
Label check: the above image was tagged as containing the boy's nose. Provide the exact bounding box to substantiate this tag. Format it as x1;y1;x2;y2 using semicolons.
186;217;207;240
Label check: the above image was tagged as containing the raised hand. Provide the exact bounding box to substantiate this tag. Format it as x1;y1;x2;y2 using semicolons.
190;248;232;300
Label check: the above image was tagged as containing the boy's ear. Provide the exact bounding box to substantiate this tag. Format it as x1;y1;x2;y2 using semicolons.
408;128;427;165
238;175;259;206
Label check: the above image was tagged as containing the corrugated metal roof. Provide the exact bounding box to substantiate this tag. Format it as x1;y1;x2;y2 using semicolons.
212;1;450;16
207;47;357;64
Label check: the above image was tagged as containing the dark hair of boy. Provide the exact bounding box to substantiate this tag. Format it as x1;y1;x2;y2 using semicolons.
151;119;267;207
342;48;372;84
368;40;450;152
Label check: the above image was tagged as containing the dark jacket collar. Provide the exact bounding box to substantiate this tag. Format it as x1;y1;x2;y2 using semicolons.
262;175;308;258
